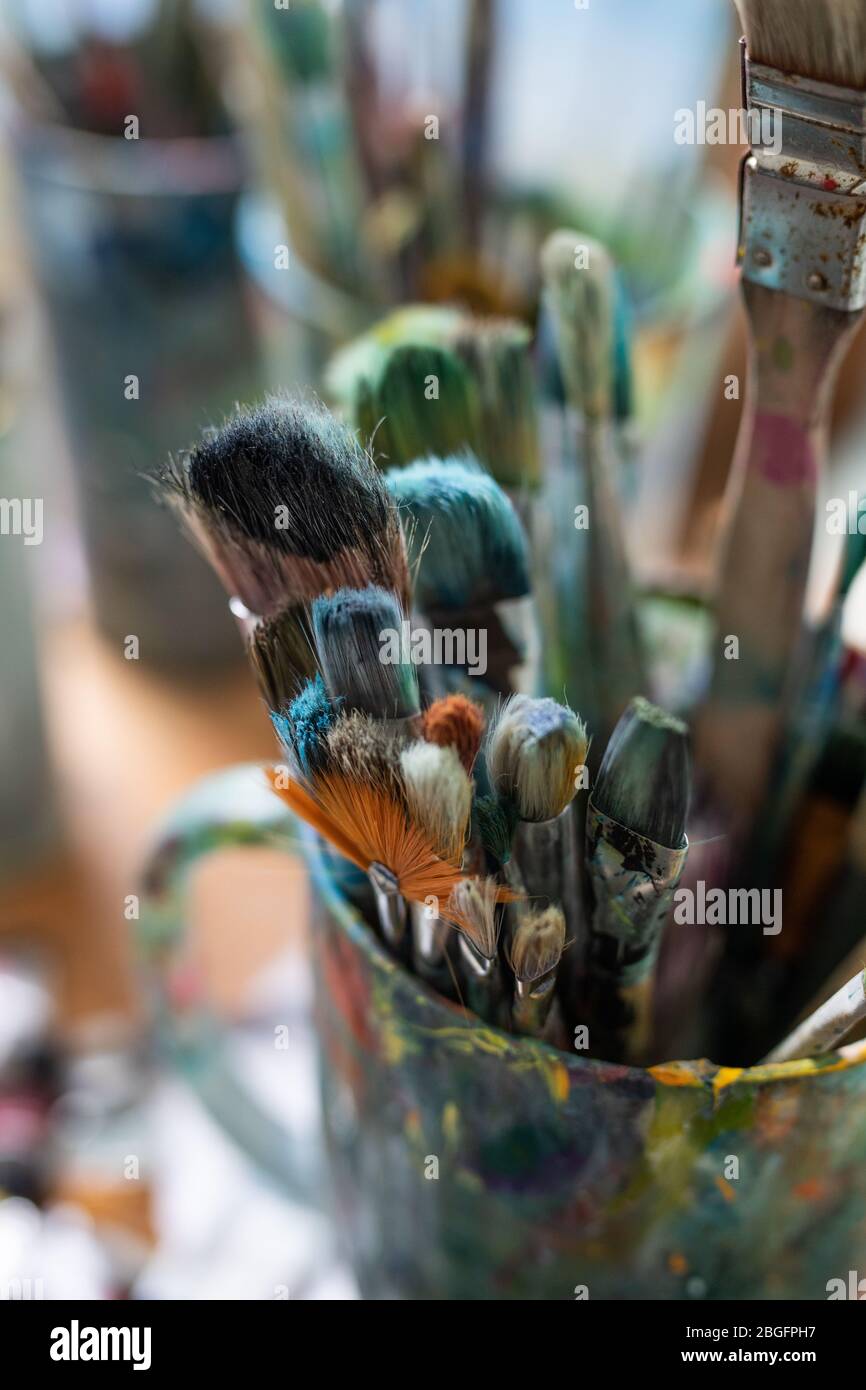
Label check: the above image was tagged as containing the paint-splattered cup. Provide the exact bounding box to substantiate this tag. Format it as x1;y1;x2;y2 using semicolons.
140;764;866;1300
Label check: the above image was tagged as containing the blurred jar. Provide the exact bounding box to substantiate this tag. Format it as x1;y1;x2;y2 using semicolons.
9;119;262;670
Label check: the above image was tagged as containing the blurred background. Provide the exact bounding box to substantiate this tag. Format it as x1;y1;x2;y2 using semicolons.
0;0;864;1299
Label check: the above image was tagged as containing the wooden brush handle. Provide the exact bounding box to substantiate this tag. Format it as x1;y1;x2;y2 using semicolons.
696;282;862;827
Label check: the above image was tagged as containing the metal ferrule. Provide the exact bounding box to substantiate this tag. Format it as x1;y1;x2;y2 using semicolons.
739;45;866;309
458;933;497;979
585;803;688;985
368;861;407;948
512;967;558;1036
410;899;449;966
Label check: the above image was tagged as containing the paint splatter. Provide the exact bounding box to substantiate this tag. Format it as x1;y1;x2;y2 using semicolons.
751;412;817;486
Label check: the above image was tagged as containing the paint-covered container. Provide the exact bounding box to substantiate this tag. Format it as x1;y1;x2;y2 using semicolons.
140;765;866;1301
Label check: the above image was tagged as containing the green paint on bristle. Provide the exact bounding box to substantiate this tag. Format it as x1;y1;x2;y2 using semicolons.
592;696;690;849
451;318;541;490
541;229;615;421
473;793;519;864
386;456;530;611
326;304;462;409
358;344;482;469
327;305;541;489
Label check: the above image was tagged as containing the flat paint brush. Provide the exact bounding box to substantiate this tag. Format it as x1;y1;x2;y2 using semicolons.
540;230;647;749
161;396;410;618
312;585;421;732
386;455;534;699
697;1;866;829
584;697;691;1065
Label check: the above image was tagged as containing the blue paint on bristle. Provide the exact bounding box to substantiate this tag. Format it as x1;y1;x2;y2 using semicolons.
312;585;419;718
386;455;530;612
271;673;336;776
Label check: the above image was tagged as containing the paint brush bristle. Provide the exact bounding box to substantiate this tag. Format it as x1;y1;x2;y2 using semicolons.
450;317;540;488
446;875;502;960
359;343;481;469
271;673;336;778
487;695;589;823
312;585;420;721
325;710;407;800
422;694;486;772
735;0;866;90
400;741;472;866
162;396;410;614
592;696;690;848
328;306;540;487
247;603;318;712
540;230;615;420
509;906;566;985
386;455;530;612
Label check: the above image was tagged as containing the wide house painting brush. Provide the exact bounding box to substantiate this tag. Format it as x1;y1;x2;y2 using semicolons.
697;0;866;833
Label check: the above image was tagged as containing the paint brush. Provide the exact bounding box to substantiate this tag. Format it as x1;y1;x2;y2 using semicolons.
446;875;505;1025
401;741;473;990
421;694;486;774
696;1;866;829
763;968;866;1064
583;697;691;1065
507;906;566;1038
161;396;410;619
753;496;866;879
312;585;421;734
461;0;496;251
540;230;647;749
485;695;589;954
327;307;540;490
386;455;534;701
247;603;318;712
252;0;368;292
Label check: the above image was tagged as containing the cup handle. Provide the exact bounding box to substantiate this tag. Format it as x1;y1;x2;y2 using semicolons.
139;761;325;1209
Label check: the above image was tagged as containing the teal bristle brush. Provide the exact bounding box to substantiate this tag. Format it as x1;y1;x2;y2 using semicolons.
483;695;589;968
312;585;421;734
539;230;647;753
386;455;535;703
312;585;422;946
326;305;541;491
583;697;691;1066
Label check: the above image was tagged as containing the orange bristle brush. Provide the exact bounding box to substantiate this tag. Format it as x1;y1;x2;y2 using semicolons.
421;694;486;774
266;765;510;941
